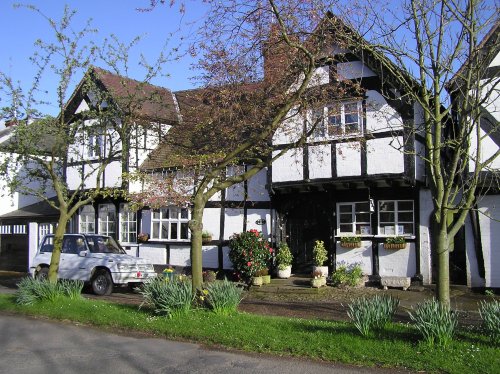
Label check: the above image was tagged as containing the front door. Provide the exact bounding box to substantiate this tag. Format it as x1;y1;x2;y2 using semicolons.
284;194;331;273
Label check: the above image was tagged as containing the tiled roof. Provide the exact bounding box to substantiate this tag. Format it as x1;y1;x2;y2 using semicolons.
92;67;179;124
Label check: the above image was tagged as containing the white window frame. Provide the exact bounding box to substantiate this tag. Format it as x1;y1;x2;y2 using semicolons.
308;101;363;140
79;205;95;234
119;203;137;243
378;200;414;236
87;132;103;158
98;203;116;236
336;201;371;235
327;101;363;137
151;207;190;241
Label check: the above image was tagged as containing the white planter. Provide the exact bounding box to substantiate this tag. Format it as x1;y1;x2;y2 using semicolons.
277;265;292;279
313;266;329;278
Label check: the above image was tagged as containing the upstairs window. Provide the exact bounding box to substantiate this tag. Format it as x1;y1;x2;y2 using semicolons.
308;101;363;139
87;133;103;158
378;200;414;235
151;207;189;241
337;201;371;235
328;101;362;136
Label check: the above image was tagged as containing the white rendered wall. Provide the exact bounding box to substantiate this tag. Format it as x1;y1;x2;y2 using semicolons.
365;90;404;133
168;245;191;267
272;109;303;145
272;149;303;182
202;208;221;240
378;243;416;277
28;222;38;271
223;208;244;240
138;243;168;264
247;168;270;202
308;144;332;179
337;61;376;81
469;126;500;171
201;245;219;269
477;195;500;287
336;142;361;177
104;161;122;188
415;140;426;182
246;209;272;237
226;166;245;201
419;189;433;285
222;246;232;269
335;242;372;275
367;137;405;175
464;215;484;287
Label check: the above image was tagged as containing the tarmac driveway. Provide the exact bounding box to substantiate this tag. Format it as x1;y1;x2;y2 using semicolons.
0;314;411;374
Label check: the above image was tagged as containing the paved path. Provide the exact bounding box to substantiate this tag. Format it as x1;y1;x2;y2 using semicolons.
0;315;410;374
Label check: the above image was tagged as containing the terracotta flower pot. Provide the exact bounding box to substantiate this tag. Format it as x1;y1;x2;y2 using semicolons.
384;243;406;250
340;241;361;248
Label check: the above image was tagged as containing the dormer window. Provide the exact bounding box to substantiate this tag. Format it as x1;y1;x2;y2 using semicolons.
308;101;363;139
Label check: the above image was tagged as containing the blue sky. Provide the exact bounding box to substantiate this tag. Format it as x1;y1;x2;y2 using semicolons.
0;1;206;118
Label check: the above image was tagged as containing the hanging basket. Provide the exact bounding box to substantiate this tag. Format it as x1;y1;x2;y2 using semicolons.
384;243;406;250
340;241;361;249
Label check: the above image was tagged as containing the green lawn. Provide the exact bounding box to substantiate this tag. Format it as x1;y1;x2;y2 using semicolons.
0;293;498;373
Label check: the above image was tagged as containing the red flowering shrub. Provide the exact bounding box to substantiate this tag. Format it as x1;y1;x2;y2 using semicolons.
229;229;273;281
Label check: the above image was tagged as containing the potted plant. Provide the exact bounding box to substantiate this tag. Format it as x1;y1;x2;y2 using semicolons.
384;236;407;250
137;232;149;243
162;266;175;281
252;272;264;286
340;235;361;248
310;269;327;288
260;268;271;284
202;230;213;244
229;229;272;283
276;242;293;279
312;240;328;277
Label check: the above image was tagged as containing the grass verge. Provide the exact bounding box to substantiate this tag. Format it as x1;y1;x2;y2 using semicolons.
0;293;498;373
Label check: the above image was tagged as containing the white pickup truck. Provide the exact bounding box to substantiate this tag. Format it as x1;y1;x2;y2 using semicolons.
30;234;157;295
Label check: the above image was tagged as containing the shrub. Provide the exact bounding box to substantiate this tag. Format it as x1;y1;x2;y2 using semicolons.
16;277;83;305
331;262;363;287
409;299;457;347
347;295;400;336
139;276;193;318
202;270;217;283
204;278;243;315
276;242;293;270
479;299;500;345
229;230;273;280
312;240;328;266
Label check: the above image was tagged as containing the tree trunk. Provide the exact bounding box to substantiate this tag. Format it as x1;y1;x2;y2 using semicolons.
435;223;451;308
47;212;70;284
189;197;205;291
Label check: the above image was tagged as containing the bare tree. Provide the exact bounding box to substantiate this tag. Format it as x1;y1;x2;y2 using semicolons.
139;0;359;289
335;0;499;306
0;6;172;283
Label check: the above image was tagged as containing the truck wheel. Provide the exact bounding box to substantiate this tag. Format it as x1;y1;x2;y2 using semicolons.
35;267;49;281
91;270;113;296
